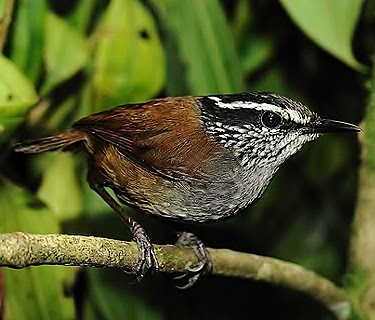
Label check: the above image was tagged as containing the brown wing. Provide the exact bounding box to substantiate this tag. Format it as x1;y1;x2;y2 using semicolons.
73;97;223;180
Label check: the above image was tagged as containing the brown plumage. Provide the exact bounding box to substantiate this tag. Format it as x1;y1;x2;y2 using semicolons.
74;97;224;185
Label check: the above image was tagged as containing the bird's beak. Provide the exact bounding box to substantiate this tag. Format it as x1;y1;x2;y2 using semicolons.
303;118;361;134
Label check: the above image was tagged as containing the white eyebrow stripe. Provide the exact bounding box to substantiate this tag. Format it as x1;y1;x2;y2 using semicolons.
207;97;312;125
207;96;221;102
209;99;280;112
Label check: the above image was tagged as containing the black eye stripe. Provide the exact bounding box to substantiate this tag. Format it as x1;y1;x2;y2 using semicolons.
261;111;282;128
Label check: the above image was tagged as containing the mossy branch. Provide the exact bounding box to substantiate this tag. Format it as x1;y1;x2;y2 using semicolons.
0;232;349;319
348;55;375;318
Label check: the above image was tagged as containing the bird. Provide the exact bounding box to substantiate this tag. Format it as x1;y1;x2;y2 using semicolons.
13;91;360;288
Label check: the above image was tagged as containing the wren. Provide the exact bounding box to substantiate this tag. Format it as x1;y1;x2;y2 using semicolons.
14;92;360;288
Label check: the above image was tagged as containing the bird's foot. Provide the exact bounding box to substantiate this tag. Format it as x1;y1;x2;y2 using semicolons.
127;218;159;284
173;231;212;289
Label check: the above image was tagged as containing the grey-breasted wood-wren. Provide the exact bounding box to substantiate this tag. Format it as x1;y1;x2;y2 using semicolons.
14;91;360;287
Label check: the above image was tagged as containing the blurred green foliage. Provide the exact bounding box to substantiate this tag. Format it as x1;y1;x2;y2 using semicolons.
0;181;75;320
0;55;38;143
0;0;373;319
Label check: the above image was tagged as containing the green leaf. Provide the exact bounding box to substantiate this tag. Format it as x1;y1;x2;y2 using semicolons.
37;153;84;221
0;182;59;234
231;0;275;77
90;0;165;111
0;181;75;319
280;0;366;71
240;37;274;75
42;12;90;95
87;269;164;320
4;265;76;320
67;0;98;34
0;54;38;142
10;0;47;83
0;1;7;17
152;0;244;95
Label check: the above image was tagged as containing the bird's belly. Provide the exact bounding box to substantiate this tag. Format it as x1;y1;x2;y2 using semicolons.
115;174;257;223
100;147;273;223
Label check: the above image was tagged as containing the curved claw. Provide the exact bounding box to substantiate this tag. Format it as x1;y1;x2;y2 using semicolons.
186;260;207;274
172;231;212;289
128;218;159;283
173;273;201;290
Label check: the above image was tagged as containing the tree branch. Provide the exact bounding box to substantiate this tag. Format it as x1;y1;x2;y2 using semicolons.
0;232;349;319
349;56;375;318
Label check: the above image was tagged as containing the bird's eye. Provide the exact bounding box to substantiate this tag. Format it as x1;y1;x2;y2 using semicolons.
261;111;282;128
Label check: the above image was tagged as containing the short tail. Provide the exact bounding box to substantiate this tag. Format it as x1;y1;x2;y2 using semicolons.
13;130;85;154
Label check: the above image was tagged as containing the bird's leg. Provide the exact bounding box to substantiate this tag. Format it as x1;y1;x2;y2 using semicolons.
90;184;159;282
173;231;212;289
